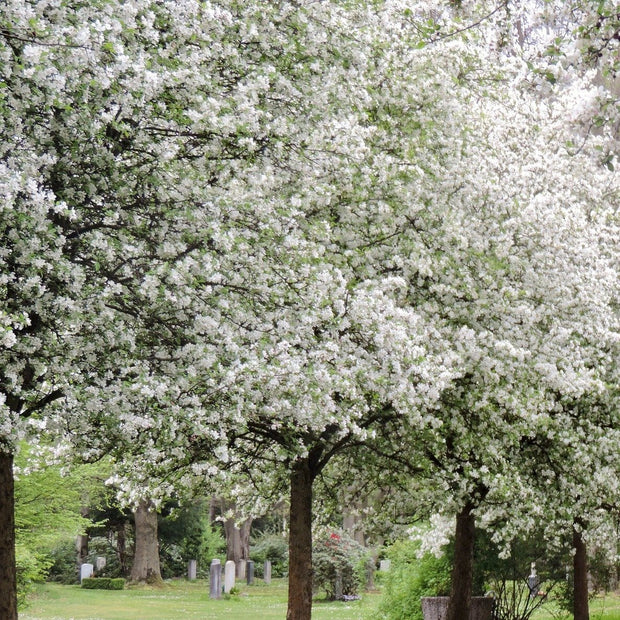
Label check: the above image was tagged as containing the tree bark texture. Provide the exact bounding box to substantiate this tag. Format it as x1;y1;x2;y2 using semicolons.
130;499;162;584
224;511;252;578
573;525;590;620
286;459;315;620
116;522;130;577
76;532;89;577
446;502;476;620
0;451;17;620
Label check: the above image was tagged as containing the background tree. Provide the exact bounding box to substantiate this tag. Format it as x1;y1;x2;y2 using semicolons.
14;445;94;606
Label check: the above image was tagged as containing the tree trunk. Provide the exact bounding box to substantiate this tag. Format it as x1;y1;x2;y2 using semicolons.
238;517;252;577
343;501;366;546
573;525;590;620
76;531;89;578
116;522;129;577
223;510;253;578
0;451;17;620
286;459;314;620
446;502;476;620
130;499;162;584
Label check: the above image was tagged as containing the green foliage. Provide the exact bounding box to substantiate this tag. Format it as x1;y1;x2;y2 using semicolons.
224;585;242;598
87;536;125;579
81;577;125;590
158;502;226;578
250;533;289;578
47;540;79;584
312;532;373;600
14;444;100;607
377;539;452;620
477;530;568;620
16;545;52;609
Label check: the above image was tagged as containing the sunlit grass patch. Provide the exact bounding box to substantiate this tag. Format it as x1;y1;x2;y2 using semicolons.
22;579;381;620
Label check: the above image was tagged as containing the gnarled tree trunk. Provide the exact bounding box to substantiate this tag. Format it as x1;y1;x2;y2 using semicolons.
573;524;590;620
286;458;315;620
223;507;252;578
446;502;476;620
130;499;162;584
0;451;17;620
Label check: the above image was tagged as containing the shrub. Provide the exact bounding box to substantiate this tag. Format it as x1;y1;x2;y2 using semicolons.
313;531;373;600
81;577;125;590
378;539;452;620
250;533;289;578
16;545;52;609
158;508;226;578
47;539;79;584
86;536;124;579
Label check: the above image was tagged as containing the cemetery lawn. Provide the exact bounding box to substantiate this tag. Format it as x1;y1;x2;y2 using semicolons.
531;591;620;620
21;579;382;620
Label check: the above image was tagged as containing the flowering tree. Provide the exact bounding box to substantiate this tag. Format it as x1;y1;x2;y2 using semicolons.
2;4;618;620
1;0;320;612
292;4;620;617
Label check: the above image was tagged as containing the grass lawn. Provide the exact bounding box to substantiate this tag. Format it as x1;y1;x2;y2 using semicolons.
530;591;620;620
21;579;382;620
21;580;620;620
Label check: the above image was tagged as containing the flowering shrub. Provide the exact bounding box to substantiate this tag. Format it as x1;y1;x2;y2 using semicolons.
312;532;372;600
250;533;289;578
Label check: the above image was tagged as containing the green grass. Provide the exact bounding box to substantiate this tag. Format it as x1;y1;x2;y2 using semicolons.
21;579;382;620
530;591;620;620
21;580;620;620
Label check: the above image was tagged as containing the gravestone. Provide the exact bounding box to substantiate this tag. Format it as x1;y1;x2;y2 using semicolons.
379;559;391;572
236;559;246;579
209;559;222;599
95;557;106;572
224;560;236;593
246;560;255;585
80;563;94;582
421;596;494;620
263;560;272;585
188;559;197;580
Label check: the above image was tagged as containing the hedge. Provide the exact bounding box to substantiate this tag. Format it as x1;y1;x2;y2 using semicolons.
81;577;125;590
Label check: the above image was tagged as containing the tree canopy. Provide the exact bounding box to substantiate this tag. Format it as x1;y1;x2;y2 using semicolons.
1;1;619;619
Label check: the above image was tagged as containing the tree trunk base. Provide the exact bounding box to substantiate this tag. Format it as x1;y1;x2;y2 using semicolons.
0;451;17;620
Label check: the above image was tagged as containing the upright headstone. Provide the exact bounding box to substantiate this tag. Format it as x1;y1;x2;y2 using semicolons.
246;560;255;585
80;563;94;582
236;559;247;580
95;556;106;572
188;559;197;580
379;559;391;572
224;560;236;593
263;560;272;585
209;559;222;599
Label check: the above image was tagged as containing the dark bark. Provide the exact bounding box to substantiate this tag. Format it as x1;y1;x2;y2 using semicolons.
0;451;17;620
116;522;129;577
286;459;315;620
573;525;590;620
76;533;89;578
130;500;162;584
446;502;476;620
